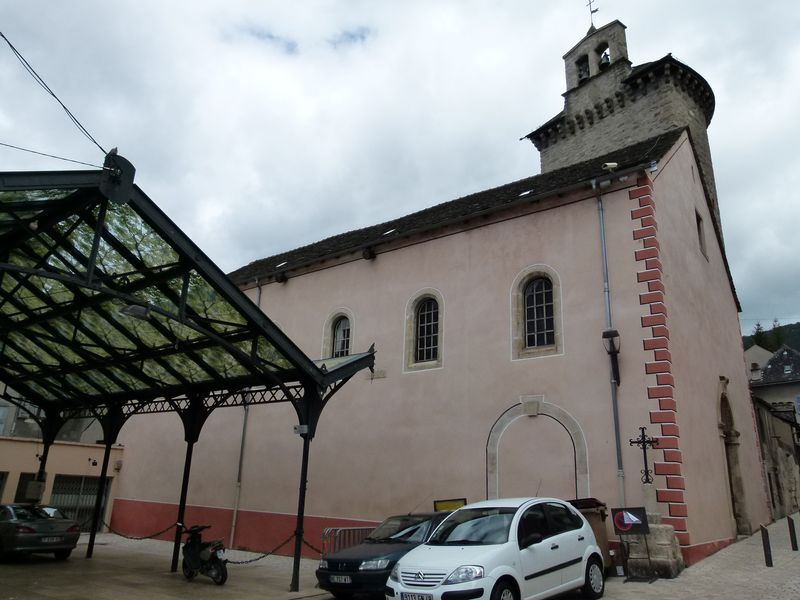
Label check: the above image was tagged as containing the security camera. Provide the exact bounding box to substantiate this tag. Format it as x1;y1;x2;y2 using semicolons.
602;162;618;171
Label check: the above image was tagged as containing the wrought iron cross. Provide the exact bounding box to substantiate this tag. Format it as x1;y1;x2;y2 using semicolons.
629;426;659;484
586;0;599;27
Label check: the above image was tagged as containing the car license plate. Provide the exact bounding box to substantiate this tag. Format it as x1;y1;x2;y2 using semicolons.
216;549;226;559
41;536;63;543
401;594;432;600
330;575;351;584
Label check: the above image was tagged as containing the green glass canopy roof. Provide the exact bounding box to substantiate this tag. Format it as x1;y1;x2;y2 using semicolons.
0;159;374;414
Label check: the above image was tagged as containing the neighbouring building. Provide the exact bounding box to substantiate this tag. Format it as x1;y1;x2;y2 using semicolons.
751;345;800;518
0;398;117;530
745;343;774;381
109;20;770;565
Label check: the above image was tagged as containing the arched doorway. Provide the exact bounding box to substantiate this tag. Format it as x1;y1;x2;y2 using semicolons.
720;393;751;535
486;396;589;500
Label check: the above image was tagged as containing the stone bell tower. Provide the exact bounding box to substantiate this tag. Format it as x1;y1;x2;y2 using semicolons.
524;20;721;229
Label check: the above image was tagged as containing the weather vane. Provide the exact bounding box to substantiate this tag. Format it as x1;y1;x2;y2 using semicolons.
587;0;599;27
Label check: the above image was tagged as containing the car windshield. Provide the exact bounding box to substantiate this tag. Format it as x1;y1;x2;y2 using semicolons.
12;506;53;520
427;507;515;545
365;515;437;543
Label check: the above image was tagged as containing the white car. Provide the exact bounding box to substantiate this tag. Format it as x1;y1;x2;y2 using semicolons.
385;497;604;600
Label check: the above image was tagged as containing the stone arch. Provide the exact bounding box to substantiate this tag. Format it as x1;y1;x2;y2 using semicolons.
486;395;589;499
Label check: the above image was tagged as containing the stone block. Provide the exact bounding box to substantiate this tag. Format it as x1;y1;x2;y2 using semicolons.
622;522;685;579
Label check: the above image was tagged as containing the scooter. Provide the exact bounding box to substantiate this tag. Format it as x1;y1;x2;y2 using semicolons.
178;523;228;585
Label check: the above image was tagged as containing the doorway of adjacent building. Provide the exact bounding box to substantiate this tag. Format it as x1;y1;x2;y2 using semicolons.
720;394;751;535
50;475;111;531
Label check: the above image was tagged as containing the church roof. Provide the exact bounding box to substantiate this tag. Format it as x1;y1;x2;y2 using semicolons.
229;129;683;286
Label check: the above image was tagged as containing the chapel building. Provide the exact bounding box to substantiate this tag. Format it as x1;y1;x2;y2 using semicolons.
110;20;770;565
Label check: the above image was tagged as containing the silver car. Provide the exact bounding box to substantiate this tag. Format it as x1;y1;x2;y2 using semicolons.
0;504;81;560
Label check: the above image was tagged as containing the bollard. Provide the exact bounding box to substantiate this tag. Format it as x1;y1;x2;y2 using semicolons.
761;525;773;567
789;516;798;552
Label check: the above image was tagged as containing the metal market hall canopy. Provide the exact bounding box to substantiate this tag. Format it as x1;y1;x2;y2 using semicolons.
0;153;374;590
0;155;372;411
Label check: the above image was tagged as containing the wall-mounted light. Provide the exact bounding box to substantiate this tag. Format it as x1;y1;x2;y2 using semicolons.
88;458;98;467
602;328;621;386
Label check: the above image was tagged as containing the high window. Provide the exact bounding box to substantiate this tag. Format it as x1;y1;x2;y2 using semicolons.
511;265;562;360
332;316;351;358
415;298;439;362
322;309;354;359
524;277;555;348
695;210;708;258
405;289;444;371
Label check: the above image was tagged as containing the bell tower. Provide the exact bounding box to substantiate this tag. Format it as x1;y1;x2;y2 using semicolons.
523;20;721;229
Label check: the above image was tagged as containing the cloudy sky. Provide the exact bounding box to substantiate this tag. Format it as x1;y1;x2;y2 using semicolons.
1;1;798;334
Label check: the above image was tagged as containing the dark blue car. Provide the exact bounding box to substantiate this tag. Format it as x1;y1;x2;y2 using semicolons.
316;512;450;599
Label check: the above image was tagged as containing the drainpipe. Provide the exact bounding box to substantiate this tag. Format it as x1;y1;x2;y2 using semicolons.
593;179;626;507
229;402;249;548
229;279;259;548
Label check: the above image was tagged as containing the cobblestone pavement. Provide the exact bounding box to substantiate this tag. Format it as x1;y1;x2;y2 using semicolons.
2;514;799;599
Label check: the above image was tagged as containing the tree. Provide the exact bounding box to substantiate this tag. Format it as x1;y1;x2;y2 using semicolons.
771;318;785;349
752;321;767;348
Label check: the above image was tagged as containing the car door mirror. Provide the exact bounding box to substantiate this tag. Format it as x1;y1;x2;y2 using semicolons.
519;532;543;549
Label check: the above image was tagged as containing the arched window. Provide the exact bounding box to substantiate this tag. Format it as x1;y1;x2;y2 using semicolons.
415;298;439;362
524;277;555;347
332;316;351;358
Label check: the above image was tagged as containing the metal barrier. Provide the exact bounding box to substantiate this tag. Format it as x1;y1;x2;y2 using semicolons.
321;527;373;555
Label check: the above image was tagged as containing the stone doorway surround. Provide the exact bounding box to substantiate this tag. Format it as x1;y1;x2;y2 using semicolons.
719;385;752;536
486;395;590;499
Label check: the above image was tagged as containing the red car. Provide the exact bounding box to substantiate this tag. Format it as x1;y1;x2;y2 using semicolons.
0;504;81;560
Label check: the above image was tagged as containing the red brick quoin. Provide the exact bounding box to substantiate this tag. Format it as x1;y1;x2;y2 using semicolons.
629;174;689;545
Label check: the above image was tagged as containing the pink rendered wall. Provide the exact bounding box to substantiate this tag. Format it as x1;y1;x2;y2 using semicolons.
112;134;768;560
645;136;770;538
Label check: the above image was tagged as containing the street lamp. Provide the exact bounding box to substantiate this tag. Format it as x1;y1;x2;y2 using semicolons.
602;328;621;386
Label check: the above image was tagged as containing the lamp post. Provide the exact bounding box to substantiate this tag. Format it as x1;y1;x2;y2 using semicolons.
602;328;621;385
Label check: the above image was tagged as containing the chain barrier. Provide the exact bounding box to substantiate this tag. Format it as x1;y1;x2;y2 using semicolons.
226;532;296;565
302;538;323;556
90;518;316;565
100;519;176;540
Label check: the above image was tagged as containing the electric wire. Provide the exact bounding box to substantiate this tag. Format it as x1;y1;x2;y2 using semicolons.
0;30;107;156
0;141;107;169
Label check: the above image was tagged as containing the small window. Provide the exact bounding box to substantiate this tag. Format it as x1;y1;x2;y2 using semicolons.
321;309;355;359
576;55;590;82
525;278;555;348
511;265;562;360
415;298;439;362
332;316;350;358
405;289;444;371
784;365;792;375
696;210;707;257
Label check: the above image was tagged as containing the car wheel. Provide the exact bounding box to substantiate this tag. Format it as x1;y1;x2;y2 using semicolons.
490;579;518;600
54;549;72;560
581;556;604;599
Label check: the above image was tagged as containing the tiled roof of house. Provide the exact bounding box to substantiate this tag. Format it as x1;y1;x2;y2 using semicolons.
756;345;800;386
229;129;684;285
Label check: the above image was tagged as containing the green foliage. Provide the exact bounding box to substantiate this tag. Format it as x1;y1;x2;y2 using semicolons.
743;321;800;352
